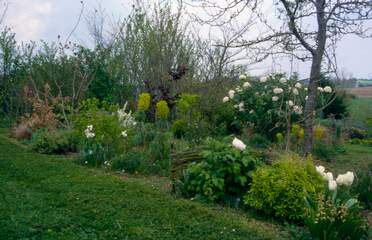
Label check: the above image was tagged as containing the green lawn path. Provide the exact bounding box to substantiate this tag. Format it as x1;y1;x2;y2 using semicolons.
0;133;290;240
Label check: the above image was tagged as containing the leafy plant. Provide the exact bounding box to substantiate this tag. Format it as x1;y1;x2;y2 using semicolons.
30;129;77;154
183;138;261;205
111;151;146;174
351;164;372;209
304;189;368;240
244;154;324;221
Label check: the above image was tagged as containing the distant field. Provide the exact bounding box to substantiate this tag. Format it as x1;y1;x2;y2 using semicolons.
346;87;372;98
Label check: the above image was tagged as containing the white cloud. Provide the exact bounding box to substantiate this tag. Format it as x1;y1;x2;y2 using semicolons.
6;0;53;41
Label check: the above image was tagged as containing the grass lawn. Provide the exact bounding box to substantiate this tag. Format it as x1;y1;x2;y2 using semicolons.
349;98;372;125
0;132;292;240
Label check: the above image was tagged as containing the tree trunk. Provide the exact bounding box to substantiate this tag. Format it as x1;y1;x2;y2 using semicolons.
304;57;321;154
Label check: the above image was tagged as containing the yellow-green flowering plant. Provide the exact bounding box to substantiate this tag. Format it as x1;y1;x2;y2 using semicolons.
137;93;151;111
155;100;170;119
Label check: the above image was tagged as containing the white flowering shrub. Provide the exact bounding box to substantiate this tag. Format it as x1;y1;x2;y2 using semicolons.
222;74;308;139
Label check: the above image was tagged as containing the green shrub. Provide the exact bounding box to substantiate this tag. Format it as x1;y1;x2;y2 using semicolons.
351;164;372;210
172;119;188;138
313;141;337;162
248;134;271;148
183;138;261;205
147;131;173;176
244;154;324;221
111;151;146;174
31;129;77;154
78;141;112;167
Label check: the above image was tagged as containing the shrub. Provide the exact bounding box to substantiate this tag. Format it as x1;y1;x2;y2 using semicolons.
30;129;77;154
111;151;146;174
146;131;173;176
137;93;151;111
183;138;261;205
351;164;372;209
172;119;188;138
155;100;170;119
244;154;324;221
313;141;337;162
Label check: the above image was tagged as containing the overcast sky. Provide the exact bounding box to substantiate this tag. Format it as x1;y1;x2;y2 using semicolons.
4;0;372;79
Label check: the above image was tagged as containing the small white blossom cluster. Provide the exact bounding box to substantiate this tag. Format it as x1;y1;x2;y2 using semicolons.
117;102;137;128
233;102;245;112
316;165;354;191
223;77;251;103
232;137;246;151
84;125;95;138
317;86;332;93
121;130;128;138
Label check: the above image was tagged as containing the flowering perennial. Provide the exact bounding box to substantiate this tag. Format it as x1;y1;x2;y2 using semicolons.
84;125;95;138
315;165;355;191
232;137;246;151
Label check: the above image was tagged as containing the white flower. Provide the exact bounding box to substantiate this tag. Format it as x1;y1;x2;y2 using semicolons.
238;102;244;112
228;90;235;99
236;86;243;92
279;77;287;83
239;74;247;80
292;88;299;95
222;96;229;103
316;165;325;174
287;100;294;107
84;161;88;164
336;171;354;186
88;150;93;155
118;102;137;127
243;82;251;89
121;131;128;138
305;96;308;100
304;87;308;91
260;76;268;83
84;125;95;139
233;104;238;109
273;87;284;94
295;82;302;89
328;180;337;191
249;110;254;114
272;96;279;102
232;137;246;151
325;172;334;181
293;105;303;114
317;87;324;92
324;86;332;93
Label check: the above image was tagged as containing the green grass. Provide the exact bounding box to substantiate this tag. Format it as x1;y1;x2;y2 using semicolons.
318;144;372;174
0;133;292;240
349;98;372;125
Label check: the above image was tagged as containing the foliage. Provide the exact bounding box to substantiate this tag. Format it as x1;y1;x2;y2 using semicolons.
155;100;170;120
111;151;146;174
314;140;337;162
304;188;368;240
137;93;151;111
74;98;125;147
19;84;59;131
351;164;372;209
146;131;173;176
30;129;77;154
348;127;367;139
223;74;310;140
318;76;350;120
244;154;324;221
183;138;261;204
172;119;188;138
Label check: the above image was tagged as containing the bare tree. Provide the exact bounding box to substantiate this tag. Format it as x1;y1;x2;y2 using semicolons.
187;0;372;154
